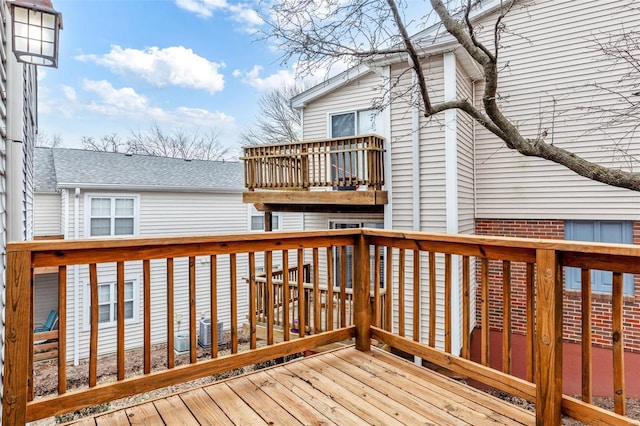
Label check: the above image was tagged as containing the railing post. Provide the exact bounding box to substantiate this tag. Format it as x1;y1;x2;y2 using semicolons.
535;249;562;425
353;233;371;351
3;248;32;425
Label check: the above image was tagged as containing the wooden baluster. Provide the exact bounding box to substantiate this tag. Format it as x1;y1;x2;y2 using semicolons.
481;258;489;366
581;268;592;403
373;245;381;327
167;258;174;368
535;249;562;425
297;249;305;338
525;262;535;382
428;252;436;347
117;261;125;380
612;271;625;415
266;251;274;344
58;265;67;394
189;256;197;363
89;263;98;387
385;246;393;331
283;251;290;341
398;248;405;338
231;253;238;354
413;250;420;342
326;247;334;331
211;255;218;358
502;260;512;374
354;233;371;351
313;248;320;333
143;260;151;374
340;246;347;328
461;256;470;359
445;254;451;353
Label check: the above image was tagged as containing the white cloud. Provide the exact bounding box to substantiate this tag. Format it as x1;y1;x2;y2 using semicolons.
175;0;228;17
61;85;76;101
175;0;263;33
233;65;296;92
76;45;225;94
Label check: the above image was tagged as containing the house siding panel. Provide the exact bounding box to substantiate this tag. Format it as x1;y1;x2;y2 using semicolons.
474;0;640;219
34;192;61;236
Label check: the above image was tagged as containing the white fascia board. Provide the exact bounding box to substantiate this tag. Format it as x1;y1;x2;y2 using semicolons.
291;64;371;109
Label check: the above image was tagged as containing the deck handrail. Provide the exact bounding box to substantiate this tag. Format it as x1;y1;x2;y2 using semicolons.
241;134;385;190
4;229;640;425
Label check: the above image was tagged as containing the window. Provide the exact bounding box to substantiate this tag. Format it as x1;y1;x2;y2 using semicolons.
87;279;139;327
249;205;281;231
565;221;633;294
329;110;380;187
87;195;137;237
330;221;384;289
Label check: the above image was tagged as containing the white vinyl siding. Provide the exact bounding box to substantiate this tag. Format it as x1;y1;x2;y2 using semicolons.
474;0;640;219
34;192;61;236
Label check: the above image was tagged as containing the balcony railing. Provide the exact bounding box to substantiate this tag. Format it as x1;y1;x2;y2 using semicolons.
4;230;640;425
242;134;385;191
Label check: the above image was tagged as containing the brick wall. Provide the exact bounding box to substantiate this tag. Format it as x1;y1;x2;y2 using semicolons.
475;219;640;352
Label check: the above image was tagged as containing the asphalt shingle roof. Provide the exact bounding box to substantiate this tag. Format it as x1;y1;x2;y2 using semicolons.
35;147;244;192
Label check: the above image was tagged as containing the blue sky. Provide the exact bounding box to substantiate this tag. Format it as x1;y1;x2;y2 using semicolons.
38;0;299;156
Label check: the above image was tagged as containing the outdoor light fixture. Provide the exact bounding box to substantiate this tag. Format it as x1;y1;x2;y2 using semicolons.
9;0;62;68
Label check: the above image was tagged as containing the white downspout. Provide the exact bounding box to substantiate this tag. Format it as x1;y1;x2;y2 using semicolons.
382;65;393;231
73;187;80;365
444;52;462;355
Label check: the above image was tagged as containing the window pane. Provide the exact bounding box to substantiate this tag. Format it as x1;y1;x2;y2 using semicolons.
251;215;264;231
115;198;134;216
114;218;134;235
91;198;111;216
331;113;355;137
124;301;134;319
98;304;111;323
124;282;134;300
271;214;280;231
98;284;111;303
91;218;111;236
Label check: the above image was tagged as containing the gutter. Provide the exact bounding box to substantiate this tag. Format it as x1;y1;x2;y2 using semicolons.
55;183;246;194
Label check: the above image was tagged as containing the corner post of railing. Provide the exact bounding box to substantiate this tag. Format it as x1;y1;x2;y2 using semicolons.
301;144;309;190
353;232;371;351
3;246;33;425
535;248;563;426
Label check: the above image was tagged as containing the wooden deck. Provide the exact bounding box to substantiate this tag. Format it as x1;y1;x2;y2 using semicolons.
69;346;534;425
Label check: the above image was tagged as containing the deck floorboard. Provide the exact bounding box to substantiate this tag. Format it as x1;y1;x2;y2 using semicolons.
77;346;535;425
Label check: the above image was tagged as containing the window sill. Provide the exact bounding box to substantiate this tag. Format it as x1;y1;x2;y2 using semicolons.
565;289;636;303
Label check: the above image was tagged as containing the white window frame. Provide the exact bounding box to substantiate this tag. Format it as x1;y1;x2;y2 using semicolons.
248;204;281;231
83;277;140;330
85;193;140;238
327;109;380;138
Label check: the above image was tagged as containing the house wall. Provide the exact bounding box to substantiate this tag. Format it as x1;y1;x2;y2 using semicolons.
474;0;640;219
59;189;303;361
34;192;61;236
476;219;640;353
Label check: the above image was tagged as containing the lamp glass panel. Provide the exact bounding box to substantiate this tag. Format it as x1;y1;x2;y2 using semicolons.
13;7;28;23
14;21;28;37
42;41;54;56
28;24;42;42
42;27;54;43
42;13;55;29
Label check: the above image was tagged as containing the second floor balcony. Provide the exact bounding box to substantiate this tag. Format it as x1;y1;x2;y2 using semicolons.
242;134;388;213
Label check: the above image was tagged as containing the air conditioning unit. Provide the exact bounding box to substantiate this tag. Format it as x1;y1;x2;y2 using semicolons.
198;319;223;348
174;331;190;353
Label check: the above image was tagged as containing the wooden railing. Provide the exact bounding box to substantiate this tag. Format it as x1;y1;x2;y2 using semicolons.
242;134;385;191
4;229;640;425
